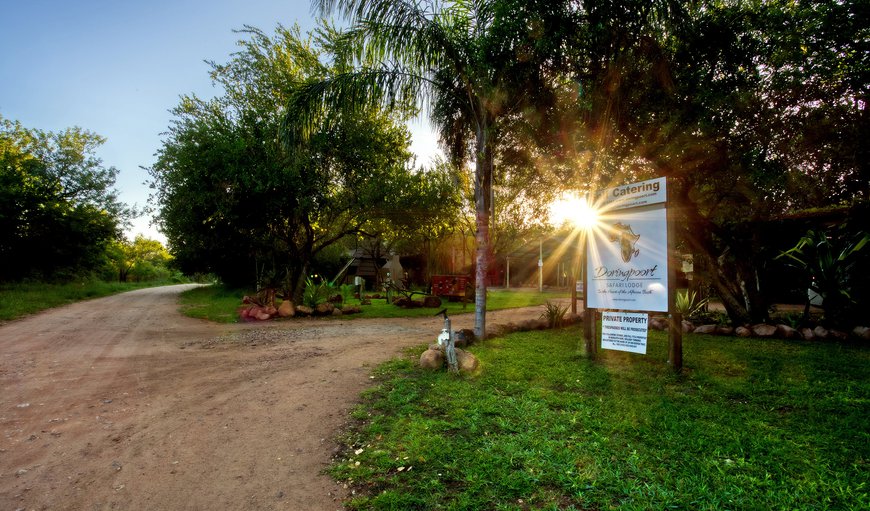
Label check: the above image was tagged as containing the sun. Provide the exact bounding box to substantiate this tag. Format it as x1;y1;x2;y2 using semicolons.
549;193;598;229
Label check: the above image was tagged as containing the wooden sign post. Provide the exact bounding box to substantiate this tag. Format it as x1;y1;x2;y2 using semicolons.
583;177;681;372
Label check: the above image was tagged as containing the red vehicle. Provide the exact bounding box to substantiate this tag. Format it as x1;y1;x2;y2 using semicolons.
431;275;471;300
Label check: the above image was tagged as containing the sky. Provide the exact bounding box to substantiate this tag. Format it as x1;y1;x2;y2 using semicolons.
0;0;439;243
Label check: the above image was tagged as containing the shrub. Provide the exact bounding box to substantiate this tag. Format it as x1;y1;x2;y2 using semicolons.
540;301;569;328
675;289;709;320
302;277;333;308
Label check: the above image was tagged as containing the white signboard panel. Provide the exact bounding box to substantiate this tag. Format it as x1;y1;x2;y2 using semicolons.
598;177;666;211
601;311;649;354
586;205;668;312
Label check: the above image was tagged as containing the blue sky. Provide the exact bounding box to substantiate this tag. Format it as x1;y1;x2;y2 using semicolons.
1;0;438;242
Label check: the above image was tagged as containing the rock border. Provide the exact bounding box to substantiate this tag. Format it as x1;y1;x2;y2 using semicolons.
648;316;869;342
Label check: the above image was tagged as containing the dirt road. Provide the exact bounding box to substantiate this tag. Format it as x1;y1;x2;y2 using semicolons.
1;284;554;510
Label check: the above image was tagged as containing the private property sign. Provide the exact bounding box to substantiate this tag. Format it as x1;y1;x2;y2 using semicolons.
601;311;649;354
586;178;669;312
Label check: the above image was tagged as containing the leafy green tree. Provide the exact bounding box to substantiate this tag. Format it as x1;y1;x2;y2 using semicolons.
105;235;173;282
148;24;455;301
548;0;868;324
289;0;571;337
0;115;128;280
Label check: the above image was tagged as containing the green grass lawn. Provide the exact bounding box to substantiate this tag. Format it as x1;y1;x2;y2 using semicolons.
179;284;570;323
332;328;869;510
0;279;172;321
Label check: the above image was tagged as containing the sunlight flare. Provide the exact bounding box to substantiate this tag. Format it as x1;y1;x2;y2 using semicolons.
549;193;599;229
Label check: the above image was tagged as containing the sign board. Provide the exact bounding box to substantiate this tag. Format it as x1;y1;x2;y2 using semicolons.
598;177;666;211
601;311;649;354
586;205;668;312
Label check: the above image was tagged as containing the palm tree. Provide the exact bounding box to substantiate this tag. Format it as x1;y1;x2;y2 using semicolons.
285;0;564;338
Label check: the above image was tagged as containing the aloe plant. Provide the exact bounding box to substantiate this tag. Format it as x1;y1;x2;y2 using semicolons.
302;277;333;308
675;289;709;320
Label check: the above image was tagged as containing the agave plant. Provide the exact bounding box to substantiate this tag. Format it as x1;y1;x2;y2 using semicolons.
675;289;709;320
302;277;334;308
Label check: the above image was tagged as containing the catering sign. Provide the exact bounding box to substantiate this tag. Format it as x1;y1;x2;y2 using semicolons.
586;181;668;313
598;177;666;211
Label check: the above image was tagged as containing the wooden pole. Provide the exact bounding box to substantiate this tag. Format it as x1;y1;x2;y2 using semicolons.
582;236;595;358
667;178;683;372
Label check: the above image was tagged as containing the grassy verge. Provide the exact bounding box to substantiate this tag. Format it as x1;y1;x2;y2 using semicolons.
332;328;869;510
178;284;248;323
349;289;570;320
0;279;174;321
179;284;570;323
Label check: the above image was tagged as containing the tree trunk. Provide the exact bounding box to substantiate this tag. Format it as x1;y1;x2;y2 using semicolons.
473;117;494;340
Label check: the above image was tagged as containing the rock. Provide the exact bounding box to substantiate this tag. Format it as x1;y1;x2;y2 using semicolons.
517;319;537;331
455;348;480;373
411;300;425;308
428;343;443;351
829;329;849;341
277;300;295;318
332;308;343;316
315;302;335;316
245;305;272;321
693;324;718;335
242;295;254;304
751;324;777;338
799;327;815;341
813;325;829;340
735;326;752;337
419;349;445;369
715;326;734;336
263;305;278;316
239;306;252;321
296;305;314;316
775;324;799;339
649;318;668;331
682;320;695;333
564;312;582;325
423;296;442;308
360;299;372;305
341;305;362;315
328;294;343;304
852;326;870;340
454;328;476;348
393;297;411;307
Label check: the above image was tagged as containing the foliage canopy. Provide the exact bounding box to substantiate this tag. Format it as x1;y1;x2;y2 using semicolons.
0;115;129;281
148;24;459;300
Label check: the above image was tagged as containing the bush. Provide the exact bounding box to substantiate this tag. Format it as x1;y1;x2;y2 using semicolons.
540;300;568;328
675;289;709;320
302;277;333;308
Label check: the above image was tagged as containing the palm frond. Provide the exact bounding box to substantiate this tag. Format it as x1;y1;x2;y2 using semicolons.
283;64;430;147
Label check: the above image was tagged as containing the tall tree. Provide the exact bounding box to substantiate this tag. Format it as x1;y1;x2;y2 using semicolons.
289;0;572;338
554;0;868;324
149;24;456;300
0;115;128;280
